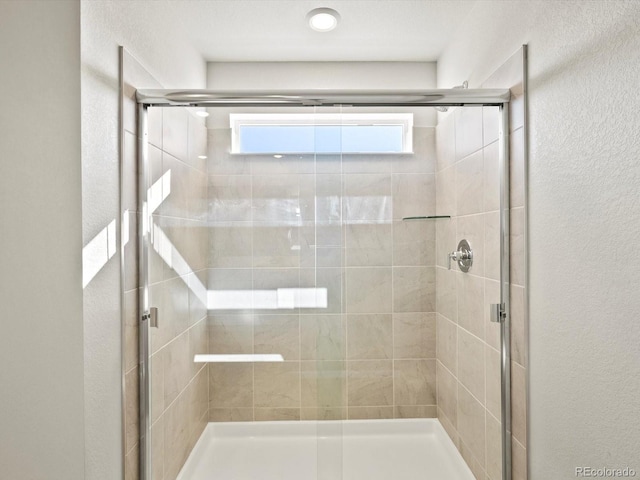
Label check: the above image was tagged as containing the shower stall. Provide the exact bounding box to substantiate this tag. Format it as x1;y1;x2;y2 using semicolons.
129;84;513;480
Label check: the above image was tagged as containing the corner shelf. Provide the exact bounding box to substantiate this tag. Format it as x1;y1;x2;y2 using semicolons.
402;215;451;221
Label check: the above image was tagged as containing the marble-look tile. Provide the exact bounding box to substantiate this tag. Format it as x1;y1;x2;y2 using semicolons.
348;406;393;420
435;216;457;270
207;269;253;313
163;392;189;480
187;368;208;444
456;150;484;216
455;107;483;161
436;113;456;172
485;346;502;421
252;225;300;268
208;223;252;268
393;266;435;313
457;272;485;340
486;412;503;480
392;219;435;266
125;368;139;454
457;213;485;276
314;174;342;224
457;329;485;404
436;166;456;217
209;408;253;422
483;106;500;147
300;314;345;361
436;314;457;374
510;127;525;208
250;154;309;176
188;318;208;377
208;175;252;222
299;267;344;314
459;437;486;479
163;331;191;407
343;174;391;223
483;141;500;213
151;417;163;480
124;443;139;480
394;405;437;418
254;362;301;408
436;361;457;426
347;360;393;406
394;359;436;405
511;285;526;367
347;314;392;359
300;361;346;408
251;174;301;223
254;314;300;360
301;407;346;421
392;127;436;174
162;107;189;162
510;207;525;287
342;155;392;174
345;267;392;313
511;361;527;447
187;114;207;172
345;223;392;266
209;363;253;408
393;312;436;359
512;438;528;480
207;129;250;175
436;267;457;322
392;173;436;220
252;268;300;314
437;406;459;446
457;384;486;469
188;271;208;326
484;211;500;281
255;408;301;421
151;352;163;424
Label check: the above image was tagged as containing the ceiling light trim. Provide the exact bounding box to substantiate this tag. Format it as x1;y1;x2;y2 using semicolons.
306;7;340;32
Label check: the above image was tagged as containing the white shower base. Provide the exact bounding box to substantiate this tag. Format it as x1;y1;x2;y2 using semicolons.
177;418;475;480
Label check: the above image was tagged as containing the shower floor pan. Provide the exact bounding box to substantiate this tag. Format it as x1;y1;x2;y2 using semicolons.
177;418;475;480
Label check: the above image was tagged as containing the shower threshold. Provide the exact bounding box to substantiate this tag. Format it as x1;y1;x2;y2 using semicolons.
177;418;475;480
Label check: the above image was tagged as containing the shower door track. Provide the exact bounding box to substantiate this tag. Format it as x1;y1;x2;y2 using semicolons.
135;88;512;480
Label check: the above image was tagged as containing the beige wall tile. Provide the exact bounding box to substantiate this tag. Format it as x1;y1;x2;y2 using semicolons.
437;314;458;374
301;407;346;421
455;107;484;161
510;285;526;367
207;129;249;175
251;174;301;223
299;267;344;315
254;362;301;408
510;207;525;287
208;175;252;222
299;314;345;361
162;107;189;162
436;166;456;216
457;385;486;469
484;211;500;281
348;406;394;420
394;405;437;418
436;113;456;172
393;312;436;359
151;417;163;480
347;360;393;406
436;267;458;322
254;314;300;360
393;266;435;313
209;223;252;268
512;438;527;480
486;412;502;480
345;267;392;313
255;408;301;421
392;219;436;268
187;115;207;172
483;141;500;213
457;272;485;340
394;359;436;405
187;368;208;447
300;361;345;408
485;346;502;421
483;106;500;147
458;329;486;404
437;406;459;446
208;314;253;354
347;314;392;359
436;217;457;269
125;368;139;454
124;289;139;373
459;438;486;479
163;332;191;407
436;361;458;427
252;226;300;268
189;319;208;377
163;393;189;480
392;173;436;220
484;279;501;350
343;174;392;223
345;223;392;266
151;352;164;424
124;444;139;480
209;363;253;408
456;150;484;216
208;268;252;313
342;155;392;174
209;408;253;422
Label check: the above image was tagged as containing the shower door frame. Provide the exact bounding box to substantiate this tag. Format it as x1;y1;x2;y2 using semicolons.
135;88;512;480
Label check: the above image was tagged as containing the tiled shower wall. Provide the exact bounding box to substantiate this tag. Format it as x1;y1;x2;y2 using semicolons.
122;51;209;480
434;50;527;480
206;125;440;421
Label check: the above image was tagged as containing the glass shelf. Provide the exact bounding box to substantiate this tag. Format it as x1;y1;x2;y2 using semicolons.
402;215;451;220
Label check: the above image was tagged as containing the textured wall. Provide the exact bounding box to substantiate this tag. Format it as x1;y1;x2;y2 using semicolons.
0;1;85;479
438;2;640;478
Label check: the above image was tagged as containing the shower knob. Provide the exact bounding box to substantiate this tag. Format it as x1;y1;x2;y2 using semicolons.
448;239;473;272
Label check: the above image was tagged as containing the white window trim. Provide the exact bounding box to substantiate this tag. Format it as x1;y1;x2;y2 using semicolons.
229;113;413;155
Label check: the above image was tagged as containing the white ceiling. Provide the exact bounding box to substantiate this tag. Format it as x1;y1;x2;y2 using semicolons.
168;0;477;62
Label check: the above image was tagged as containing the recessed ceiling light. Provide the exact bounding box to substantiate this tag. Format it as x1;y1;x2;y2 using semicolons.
195;111;209;118
307;8;340;32
273;154;283;159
